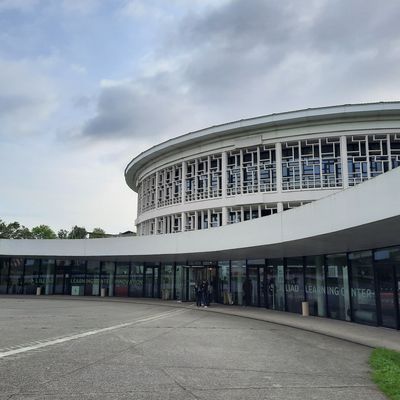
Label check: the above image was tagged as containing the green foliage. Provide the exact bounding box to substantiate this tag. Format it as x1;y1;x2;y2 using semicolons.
370;348;400;400
57;229;69;239
0;219;32;239
89;228;107;238
31;225;57;239
68;225;87;239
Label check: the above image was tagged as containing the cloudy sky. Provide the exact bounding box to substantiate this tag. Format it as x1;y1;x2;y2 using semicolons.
1;0;400;234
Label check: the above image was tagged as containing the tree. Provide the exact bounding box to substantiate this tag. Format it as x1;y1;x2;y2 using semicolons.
67;225;87;239
31;225;57;239
57;229;69;239
89;228;107;238
0;219;32;239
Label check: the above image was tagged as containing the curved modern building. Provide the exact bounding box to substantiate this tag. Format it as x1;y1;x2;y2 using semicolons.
1;102;400;330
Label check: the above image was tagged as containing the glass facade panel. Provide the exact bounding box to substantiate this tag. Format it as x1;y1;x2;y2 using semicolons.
70;260;86;296
100;262;115;297
115;262;130;297
161;264;173;300
85;261;100;296
40;259;55;295
231;260;246;305
129;263;144;297
266;259;285;311
8;258;24;294
23;259;40;294
0;258;9;294
305;256;326;317
54;260;71;295
326;254;351;321
349;251;377;325
285;258;304;313
174;264;185;301
247;259;265;307
218;261;230;304
374;247;400;329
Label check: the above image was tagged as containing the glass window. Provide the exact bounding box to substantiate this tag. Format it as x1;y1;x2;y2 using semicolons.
115;262;130;297
40;259;55;295
374;247;400;329
85;261;100;296
266;259;285;311
0;258;9;294
231;260;246;305
247;259;265;307
161;264;173;300
54;260;71;295
100;262;115;297
70;260;86;296
8;258;24;294
349;251;377;325
305;256;326;317
23;259;40;294
326;254;351;321
129;263;144;297
285;257;304;314
174;264;185;300
218;261;230;304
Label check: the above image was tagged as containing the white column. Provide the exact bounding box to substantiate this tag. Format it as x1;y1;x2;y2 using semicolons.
240;206;244;222
222;151;227;198
154;217;158;235
222;206;228;226
365;135;371;180
277;202;283;213
275;142;282;193
387;134;392;170
207;209;211;229
181;161;187;203
181;212;186;232
340;135;349;188
155;171;159;208
194;211;198;230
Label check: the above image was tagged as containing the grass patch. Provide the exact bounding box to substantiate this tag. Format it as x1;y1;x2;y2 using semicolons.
370;348;400;400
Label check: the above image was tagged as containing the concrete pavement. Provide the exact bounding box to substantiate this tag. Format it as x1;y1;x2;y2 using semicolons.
0;297;387;399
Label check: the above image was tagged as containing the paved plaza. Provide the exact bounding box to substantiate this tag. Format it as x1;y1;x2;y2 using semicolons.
0;298;385;399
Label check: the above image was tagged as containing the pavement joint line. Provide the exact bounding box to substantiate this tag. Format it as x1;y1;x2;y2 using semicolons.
0;308;187;359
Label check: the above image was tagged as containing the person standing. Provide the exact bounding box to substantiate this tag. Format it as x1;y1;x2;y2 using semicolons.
201;280;209;308
195;281;202;307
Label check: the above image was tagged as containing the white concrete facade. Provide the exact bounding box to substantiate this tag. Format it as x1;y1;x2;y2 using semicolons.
125;103;400;236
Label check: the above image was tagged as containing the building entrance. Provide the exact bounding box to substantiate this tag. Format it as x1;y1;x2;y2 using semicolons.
184;264;218;303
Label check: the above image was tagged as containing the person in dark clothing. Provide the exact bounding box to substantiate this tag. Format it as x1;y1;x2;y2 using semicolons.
201;280;209;308
243;278;253;306
195;281;202;307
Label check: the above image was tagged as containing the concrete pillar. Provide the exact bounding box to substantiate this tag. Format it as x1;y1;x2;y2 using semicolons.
182;161;187;203
340;136;349;188
222;206;228;226
181;212;186;232
275;142;282;193
277;202;283;213
222;151;227;198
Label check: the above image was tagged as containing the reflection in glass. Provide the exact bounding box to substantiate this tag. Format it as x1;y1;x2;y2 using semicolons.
129;263;144;297
70;260;86;296
85;261;100;296
55;260;71;294
161;264;173;300
266;259;285;311
374;247;399;329
23;259;40;294
40;259;55;295
247;259;265;307
218;261;230;304
115;262;130;297
231;260;246;305
349;251;377;325
0;259;9;294
100;261;115;297
174;264;185;300
326;254;350;321
285;257;304;313
305;256;326;317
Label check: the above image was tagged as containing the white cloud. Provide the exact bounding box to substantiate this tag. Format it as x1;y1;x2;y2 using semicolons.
0;59;57;136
